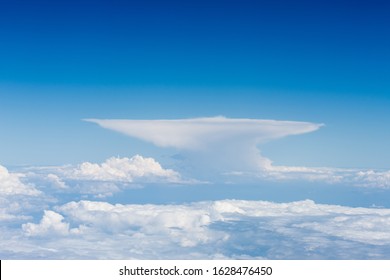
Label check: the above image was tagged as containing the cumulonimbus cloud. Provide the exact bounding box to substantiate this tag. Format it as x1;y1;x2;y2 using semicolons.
85;117;323;175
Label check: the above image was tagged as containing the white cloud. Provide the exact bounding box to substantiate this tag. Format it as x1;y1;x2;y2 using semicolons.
227;166;390;189
22;210;82;237
72;155;181;183
46;174;68;189
82;117;390;188
355;170;390;188
0;200;30;222
8;199;389;259
85;117;322;149
84;117;390;188
76;182;122;198
0;165;41;196
85;117;322;175
57;200;222;248
295;215;390;246
22;210;70;236
15;155;188;198
253;165;351;184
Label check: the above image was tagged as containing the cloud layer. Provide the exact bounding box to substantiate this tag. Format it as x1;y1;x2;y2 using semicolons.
1;199;390;259
2;156;390;259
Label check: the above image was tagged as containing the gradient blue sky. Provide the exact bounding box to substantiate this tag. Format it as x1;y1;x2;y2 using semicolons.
1;0;389;168
2;1;390;260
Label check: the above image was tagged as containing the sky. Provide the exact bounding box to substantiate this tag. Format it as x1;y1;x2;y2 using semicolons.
1;0;390;168
1;0;390;259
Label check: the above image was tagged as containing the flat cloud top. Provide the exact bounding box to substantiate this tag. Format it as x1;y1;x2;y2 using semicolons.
85;117;323;149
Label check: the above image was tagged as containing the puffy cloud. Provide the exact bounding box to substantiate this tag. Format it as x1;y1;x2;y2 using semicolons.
22;210;82;237
72;155;181;183
46;174;68;189
15;155;187;198
57;200;222;248
22;210;70;236
0;165;41;196
8;199;390;259
63;156;184;197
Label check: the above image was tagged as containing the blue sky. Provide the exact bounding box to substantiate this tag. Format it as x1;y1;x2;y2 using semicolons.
0;0;389;89
1;0;389;168
1;0;390;259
